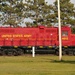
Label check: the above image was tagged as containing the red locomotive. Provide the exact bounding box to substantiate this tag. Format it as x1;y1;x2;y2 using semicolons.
0;25;75;55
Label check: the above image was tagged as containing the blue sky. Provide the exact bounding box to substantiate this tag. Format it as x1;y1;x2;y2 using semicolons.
45;0;75;5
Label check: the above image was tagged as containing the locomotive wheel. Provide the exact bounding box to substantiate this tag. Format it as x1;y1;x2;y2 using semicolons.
17;49;24;55
12;49;18;56
55;51;59;56
7;49;17;56
2;49;7;55
62;51;66;55
7;51;13;56
0;50;3;56
68;51;73;56
73;51;75;56
7;49;18;56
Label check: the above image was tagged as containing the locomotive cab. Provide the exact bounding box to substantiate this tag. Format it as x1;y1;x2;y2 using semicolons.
61;26;71;46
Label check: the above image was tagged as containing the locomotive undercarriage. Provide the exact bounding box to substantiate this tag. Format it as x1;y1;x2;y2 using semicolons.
0;46;24;56
55;46;75;56
0;46;75;56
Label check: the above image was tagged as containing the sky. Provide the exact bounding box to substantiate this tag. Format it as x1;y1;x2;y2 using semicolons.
45;0;75;5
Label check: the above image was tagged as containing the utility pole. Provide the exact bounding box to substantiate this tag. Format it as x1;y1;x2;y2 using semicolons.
57;0;62;61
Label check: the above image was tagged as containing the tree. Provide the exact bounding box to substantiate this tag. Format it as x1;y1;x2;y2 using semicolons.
0;0;55;27
53;0;75;26
0;0;25;27
23;0;54;27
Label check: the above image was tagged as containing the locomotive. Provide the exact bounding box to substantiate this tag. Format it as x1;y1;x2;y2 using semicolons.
0;25;75;55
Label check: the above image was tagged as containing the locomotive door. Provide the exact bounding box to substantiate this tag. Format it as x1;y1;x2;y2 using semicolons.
45;28;57;46
62;29;70;46
50;33;56;46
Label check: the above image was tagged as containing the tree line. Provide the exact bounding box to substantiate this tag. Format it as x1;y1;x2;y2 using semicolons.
0;0;75;28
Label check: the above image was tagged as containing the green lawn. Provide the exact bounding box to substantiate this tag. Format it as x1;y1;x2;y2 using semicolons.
0;55;75;75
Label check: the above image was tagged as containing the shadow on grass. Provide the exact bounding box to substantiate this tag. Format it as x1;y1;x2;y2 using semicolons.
51;59;75;64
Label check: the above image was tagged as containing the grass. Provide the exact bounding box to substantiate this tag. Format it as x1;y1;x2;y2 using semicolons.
0;55;75;75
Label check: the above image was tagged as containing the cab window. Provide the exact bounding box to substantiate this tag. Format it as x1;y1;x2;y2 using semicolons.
62;31;68;36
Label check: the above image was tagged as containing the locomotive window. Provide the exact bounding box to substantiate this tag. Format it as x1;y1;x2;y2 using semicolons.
62;31;68;36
